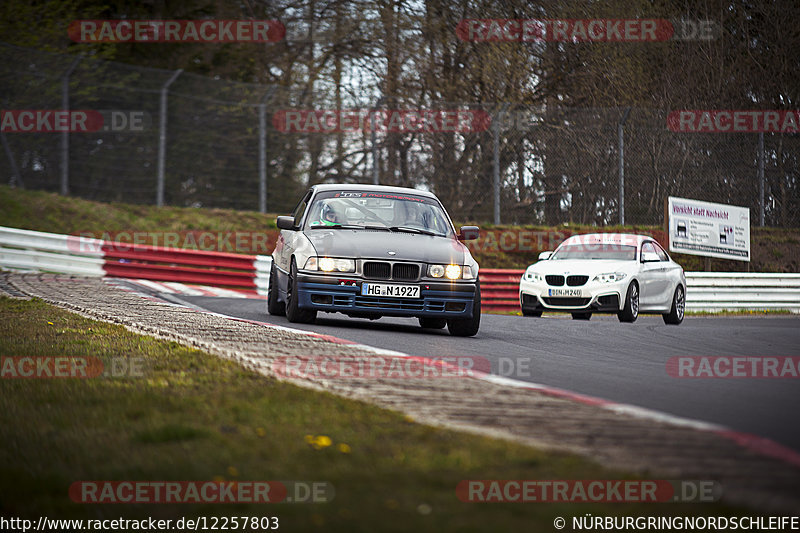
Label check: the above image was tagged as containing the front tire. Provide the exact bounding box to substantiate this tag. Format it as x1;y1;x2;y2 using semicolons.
571;312;592;320
285;258;317;324
522;309;542;317
447;283;481;337
617;281;639;323
662;285;685;325
267;262;285;316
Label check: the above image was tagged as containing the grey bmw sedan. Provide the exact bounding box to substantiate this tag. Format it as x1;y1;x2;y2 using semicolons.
268;184;482;336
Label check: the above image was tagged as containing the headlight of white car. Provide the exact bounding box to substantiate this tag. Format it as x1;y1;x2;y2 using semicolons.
593;272;627;283
304;257;355;273
524;270;544;282
428;264;466;280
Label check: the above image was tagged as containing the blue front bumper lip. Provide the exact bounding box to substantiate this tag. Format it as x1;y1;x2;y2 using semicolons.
296;277;477;318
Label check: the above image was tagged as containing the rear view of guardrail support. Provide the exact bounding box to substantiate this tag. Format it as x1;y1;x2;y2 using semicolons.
60;56;81;196
156;69;183;207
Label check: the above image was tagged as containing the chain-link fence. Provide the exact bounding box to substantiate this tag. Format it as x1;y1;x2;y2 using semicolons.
491;106;800;227
2;42;798;226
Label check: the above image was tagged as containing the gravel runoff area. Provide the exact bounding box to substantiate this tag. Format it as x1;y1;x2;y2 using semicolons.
4;272;800;513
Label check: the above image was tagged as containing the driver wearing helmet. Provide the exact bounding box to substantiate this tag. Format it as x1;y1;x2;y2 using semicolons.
319;201;343;226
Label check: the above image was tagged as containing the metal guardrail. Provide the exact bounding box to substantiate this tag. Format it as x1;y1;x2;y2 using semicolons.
0;226;271;295
0;226;105;277
685;272;800;312
479;269;523;312
1;227;797;312
478;268;800;313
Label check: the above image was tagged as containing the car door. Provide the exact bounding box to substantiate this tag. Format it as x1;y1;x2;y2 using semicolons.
654;242;681;307
274;189;312;278
652;242;680;308
638;242;663;307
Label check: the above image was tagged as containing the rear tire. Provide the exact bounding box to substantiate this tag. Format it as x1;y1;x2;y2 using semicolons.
662;285;685;325
447;283;481;337
571;312;592;320
617;281;639;323
419;317;447;329
285;259;317;324
267;262;285;316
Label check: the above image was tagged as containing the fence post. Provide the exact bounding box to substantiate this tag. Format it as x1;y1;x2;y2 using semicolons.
758;131;765;226
258;87;276;214
492;110;501;225
157;69;182;207
370;96;385;185
60;56;81;196
618;107;631;225
493;104;508;225
1;131;22;188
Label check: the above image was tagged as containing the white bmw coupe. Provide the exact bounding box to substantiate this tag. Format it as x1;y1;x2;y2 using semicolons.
519;233;686;324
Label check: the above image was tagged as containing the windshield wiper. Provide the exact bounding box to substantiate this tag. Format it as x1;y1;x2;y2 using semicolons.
309;224;393;231
388;226;441;236
309;224;364;230
362;225;392;231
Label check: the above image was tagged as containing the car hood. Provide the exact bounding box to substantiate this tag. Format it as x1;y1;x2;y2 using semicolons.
305;229;467;264
528;259;638;275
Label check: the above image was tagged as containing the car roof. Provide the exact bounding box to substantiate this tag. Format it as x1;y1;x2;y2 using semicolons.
561;233;657;246
310;183;438;200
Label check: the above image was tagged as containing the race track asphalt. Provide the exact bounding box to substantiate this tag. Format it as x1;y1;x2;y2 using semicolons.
167;293;800;452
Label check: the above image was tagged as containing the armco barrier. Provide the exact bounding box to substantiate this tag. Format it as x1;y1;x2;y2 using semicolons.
479;269;523;312
2;226;798;313
481;268;800;313
0;226;271;295
101;242;259;289
685;272;800;313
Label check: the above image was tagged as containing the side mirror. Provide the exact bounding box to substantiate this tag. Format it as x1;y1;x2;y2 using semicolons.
641;252;660;263
458;226;480;241
538;251;553;261
276;216;297;230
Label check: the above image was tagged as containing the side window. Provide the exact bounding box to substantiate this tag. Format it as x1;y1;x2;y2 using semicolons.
653;242;669;261
641;242;656;259
292;190;312;226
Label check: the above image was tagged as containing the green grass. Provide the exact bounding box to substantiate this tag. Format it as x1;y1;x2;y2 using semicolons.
0;185;277;235
0;297;744;530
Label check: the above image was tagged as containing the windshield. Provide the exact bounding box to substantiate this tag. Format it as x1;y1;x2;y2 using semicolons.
304;190;454;237
551;243;637;261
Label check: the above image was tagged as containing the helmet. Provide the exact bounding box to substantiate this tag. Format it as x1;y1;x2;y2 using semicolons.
321;202;341;224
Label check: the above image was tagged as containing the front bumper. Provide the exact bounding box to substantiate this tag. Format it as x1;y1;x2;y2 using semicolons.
519;278;625;313
296;273;477;318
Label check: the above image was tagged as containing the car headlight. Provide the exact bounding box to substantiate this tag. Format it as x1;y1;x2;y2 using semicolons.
445;264;462;280
593;272;627;283
428;264;445;278
524;270;544;282
428;264;464;279
304;257;355;273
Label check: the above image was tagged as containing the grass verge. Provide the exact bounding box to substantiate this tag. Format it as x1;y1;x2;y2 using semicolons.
2;185;798;271
0;297;744;530
0;185;276;235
